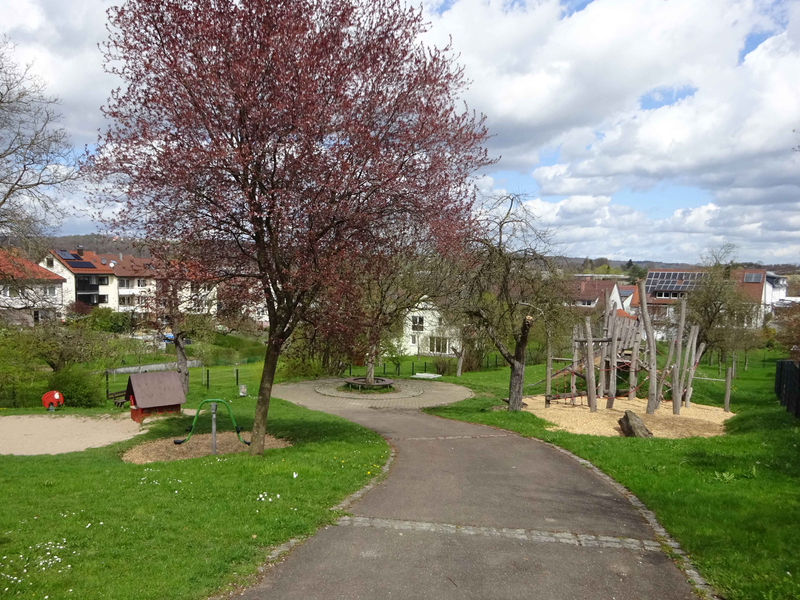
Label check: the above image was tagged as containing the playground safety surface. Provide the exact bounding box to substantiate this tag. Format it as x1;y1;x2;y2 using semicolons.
122;431;290;464
0;414;143;455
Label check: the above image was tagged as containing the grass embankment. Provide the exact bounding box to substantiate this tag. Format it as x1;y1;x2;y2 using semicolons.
0;361;388;599
426;350;800;600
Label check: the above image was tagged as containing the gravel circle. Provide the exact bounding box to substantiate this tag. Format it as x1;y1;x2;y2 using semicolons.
314;381;424;399
122;431;290;464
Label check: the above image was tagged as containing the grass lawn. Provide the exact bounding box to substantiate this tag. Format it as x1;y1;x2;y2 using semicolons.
426;350;800;600
0;361;388;599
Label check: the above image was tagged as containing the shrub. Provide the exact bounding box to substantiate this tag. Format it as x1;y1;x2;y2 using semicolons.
48;365;106;408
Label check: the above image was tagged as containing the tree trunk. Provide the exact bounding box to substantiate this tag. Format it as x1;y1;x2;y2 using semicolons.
685;342;706;408
174;333;189;396
570;334;578;402
249;337;282;456
745;353;749;371
724;365;732;412
675;299;686;404
545;332;552;397
507;316;534;411
672;363;680;415
456;352;464;377
365;343;378;385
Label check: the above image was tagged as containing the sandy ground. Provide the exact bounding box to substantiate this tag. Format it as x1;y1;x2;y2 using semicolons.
523;395;733;438
122;431;290;464
0;414;144;455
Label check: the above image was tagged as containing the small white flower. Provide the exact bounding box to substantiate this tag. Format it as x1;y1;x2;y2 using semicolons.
85;524;91;529
276;494;280;498
293;472;298;478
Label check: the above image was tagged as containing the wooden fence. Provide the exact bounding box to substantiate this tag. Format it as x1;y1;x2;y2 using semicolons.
775;360;800;418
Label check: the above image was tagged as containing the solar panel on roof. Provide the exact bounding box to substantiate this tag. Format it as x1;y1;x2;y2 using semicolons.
55;250;77;260
68;261;96;269
744;273;762;283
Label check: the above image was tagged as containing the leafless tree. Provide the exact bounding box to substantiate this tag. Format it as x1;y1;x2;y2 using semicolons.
457;193;570;410
0;38;76;257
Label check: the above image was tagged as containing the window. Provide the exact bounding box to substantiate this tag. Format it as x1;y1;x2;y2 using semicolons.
137;279;147;288
98;295;109;304
119;278;131;289
9;287;19;298
438;317;443;326
47;286;56;296
671;292;679;298
98;276;109;286
411;316;424;332
33;310;41;323
410;335;417;346
136;296;146;306
46;257;54;268
429;337;449;354
119;296;134;306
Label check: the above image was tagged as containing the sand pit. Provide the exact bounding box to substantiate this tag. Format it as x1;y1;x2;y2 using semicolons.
523;395;733;438
122;431;291;464
0;414;144;455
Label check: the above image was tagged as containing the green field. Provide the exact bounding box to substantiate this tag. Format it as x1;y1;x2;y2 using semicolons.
426;350;800;600
0;361;388;599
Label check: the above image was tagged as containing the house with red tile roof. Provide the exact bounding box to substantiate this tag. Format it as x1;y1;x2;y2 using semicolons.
40;246;118;310
1;249;66;323
97;253;158;312
569;278;624;312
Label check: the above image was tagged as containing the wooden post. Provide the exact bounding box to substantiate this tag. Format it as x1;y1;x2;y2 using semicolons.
675;299;686;404
724;365;732;412
639;280;659;414
685;342;706;408
584;317;597;412
656;336;676;409
679;325;697;406
606;318;618;409
672;363;680;415
570;327;578;399
545;331;552;397
629;321;641;401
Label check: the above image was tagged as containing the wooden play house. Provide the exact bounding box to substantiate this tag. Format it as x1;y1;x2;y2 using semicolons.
126;372;186;423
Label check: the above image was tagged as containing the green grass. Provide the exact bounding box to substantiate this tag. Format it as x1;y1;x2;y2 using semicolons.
0;361;388;599
425;350;800;600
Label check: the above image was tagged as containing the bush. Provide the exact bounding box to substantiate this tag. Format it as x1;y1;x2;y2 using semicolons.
48;365;106;408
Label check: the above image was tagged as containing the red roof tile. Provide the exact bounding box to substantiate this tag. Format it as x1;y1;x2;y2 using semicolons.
0;250;65;282
50;250;116;274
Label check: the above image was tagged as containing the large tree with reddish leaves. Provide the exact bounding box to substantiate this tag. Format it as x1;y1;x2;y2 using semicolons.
88;0;491;454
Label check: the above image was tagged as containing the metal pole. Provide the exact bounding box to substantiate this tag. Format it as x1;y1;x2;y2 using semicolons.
210;402;217;455
424;361;427;373
236;369;239;386
412;362;415;375
724;367;732;412
349;365;352;376
206;369;210;390
105;371;109;399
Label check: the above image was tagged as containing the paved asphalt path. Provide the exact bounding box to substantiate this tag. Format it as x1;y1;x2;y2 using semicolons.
239;380;695;599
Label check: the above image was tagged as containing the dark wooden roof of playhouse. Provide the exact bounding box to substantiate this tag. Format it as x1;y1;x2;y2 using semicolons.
126;372;186;408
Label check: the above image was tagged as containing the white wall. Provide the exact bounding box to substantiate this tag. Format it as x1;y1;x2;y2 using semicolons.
400;303;461;357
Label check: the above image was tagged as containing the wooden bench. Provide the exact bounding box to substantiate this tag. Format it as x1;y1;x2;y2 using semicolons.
108;389;128;408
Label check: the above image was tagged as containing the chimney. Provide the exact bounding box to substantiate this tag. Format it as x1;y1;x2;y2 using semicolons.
119;252;123;261
77;245;84;257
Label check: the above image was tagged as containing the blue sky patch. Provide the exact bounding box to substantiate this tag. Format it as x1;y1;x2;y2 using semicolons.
738;31;773;64
639;85;697;110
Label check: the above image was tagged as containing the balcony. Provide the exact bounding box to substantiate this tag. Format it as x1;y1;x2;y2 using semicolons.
76;284;99;293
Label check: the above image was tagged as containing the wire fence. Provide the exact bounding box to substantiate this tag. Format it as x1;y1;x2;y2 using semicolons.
775;360;799;418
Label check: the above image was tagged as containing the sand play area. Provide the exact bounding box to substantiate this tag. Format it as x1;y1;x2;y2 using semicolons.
523;395;733;438
0;414;144;455
122;431;290;464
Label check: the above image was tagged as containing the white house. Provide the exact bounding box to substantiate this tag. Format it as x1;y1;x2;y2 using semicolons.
0;250;66;323
41;247;118;310
399;302;461;358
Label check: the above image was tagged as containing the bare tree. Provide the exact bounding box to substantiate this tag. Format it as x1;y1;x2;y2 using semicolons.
0;39;76;256
458;194;569;411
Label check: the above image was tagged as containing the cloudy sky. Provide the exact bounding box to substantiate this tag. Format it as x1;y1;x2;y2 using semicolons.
3;0;799;263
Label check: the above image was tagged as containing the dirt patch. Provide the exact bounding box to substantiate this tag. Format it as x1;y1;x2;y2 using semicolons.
522;395;733;438
0;414;143;455
122;431;291;464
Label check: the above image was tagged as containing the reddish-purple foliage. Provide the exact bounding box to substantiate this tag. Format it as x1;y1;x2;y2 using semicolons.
87;0;493;453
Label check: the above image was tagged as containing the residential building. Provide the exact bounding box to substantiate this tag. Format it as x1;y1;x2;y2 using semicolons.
41;247;118;310
569;278;624;311
618;285;636;312
400;302;461;357
0;249;66;324
97;254;157;312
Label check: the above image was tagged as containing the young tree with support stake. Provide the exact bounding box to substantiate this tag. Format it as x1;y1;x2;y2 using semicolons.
88;0;492;455
457;194;569;411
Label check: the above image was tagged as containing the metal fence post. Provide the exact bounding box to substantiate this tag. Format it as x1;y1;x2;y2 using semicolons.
210;402;217;455
236;368;239;386
206;369;210;390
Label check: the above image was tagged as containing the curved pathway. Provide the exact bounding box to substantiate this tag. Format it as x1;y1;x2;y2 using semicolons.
241;380;695;599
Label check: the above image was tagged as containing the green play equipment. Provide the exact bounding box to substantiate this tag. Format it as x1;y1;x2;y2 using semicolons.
174;399;250;447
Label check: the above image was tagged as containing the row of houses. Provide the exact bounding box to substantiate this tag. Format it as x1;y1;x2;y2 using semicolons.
398;268;792;356
0;246;217;324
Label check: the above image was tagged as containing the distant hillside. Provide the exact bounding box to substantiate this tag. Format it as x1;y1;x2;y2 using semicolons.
47;234;150;257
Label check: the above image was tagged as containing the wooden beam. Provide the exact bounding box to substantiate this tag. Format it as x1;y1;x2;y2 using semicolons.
585;317;597;413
